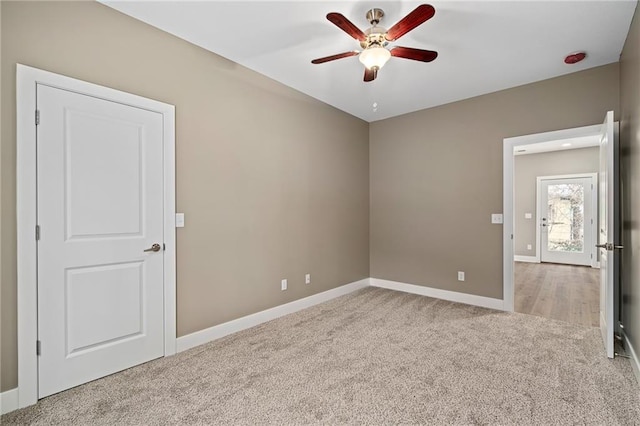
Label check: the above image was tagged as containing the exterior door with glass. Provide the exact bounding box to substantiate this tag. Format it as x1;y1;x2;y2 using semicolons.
538;175;596;266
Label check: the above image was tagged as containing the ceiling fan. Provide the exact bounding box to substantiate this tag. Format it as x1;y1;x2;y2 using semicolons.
311;4;438;82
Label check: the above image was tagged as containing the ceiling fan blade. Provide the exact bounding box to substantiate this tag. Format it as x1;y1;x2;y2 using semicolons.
385;4;435;41
311;51;359;64
327;12;367;41
390;46;438;62
364;67;378;82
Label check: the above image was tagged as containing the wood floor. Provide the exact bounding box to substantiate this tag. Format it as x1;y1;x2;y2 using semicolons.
514;262;599;327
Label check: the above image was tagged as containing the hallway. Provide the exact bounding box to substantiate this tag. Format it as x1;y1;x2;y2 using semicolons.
514;262;599;327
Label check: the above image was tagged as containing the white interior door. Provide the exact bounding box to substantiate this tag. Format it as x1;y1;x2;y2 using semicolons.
37;84;165;397
598;110;616;359
539;176;595;266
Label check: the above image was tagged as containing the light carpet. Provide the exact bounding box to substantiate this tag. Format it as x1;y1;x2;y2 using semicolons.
3;287;640;425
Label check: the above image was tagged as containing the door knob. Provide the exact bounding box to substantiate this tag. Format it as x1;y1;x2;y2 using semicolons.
596;243;625;251
144;243;162;252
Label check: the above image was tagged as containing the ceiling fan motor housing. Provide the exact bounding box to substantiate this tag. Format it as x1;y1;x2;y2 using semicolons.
361;8;388;49
361;27;388;49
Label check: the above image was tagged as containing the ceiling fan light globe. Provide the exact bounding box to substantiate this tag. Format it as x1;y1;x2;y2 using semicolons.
359;46;391;70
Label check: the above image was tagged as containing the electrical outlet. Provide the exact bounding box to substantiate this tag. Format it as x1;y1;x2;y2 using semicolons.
458;271;465;281
527;244;532;250
305;273;311;284
281;279;287;291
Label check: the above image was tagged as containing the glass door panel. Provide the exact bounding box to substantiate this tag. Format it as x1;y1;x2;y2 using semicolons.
539;176;594;266
547;183;585;253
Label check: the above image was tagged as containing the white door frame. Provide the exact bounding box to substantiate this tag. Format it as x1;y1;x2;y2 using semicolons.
502;124;603;312
16;64;177;408
535;173;598;267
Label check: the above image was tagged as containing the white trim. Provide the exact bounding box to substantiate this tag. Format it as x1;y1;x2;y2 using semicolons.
162;90;177;358
536;173;598;267
176;279;370;352
17;64;39;408
535;176;541;262
503;124;603;314
16;64;176;408
503;136;515;312
370;278;505;311
0;388;19;415
535;173;598;180
622;330;640;385
514;255;539;263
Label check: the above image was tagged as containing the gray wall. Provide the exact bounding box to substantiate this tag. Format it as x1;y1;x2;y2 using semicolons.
0;1;370;391
370;64;619;300
514;148;599;257
620;3;640;365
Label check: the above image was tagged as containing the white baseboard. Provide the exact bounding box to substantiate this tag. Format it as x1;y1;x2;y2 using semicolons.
370;278;505;311
1;388;19;415
622;330;640;385
514;255;539;263
177;278;370;352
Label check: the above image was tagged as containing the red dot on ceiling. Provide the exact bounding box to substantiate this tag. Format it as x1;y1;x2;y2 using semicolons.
564;52;587;64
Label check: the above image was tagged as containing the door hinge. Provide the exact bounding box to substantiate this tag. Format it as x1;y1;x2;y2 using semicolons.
35;110;40;126
511;234;513;240
35;225;40;241
36;340;41;356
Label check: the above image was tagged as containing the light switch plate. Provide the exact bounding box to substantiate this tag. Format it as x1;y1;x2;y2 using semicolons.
525;213;532;219
491;213;503;224
176;213;185;228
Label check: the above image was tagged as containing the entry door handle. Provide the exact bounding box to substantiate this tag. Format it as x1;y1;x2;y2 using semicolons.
144;243;162;252
595;243;624;251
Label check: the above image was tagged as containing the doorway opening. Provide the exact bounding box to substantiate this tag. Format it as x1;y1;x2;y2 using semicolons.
502;124;603;316
503;111;623;358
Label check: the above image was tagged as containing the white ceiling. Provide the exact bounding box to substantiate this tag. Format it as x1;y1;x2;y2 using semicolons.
514;135;600;155
102;1;637;122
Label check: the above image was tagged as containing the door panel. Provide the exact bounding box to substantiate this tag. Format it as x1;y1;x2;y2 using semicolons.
539;176;594;266
65;110;144;239
65;261;144;355
37;84;165;397
598;110;615;359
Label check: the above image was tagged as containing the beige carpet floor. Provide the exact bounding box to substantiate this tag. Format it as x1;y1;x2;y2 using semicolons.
3;287;640;425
